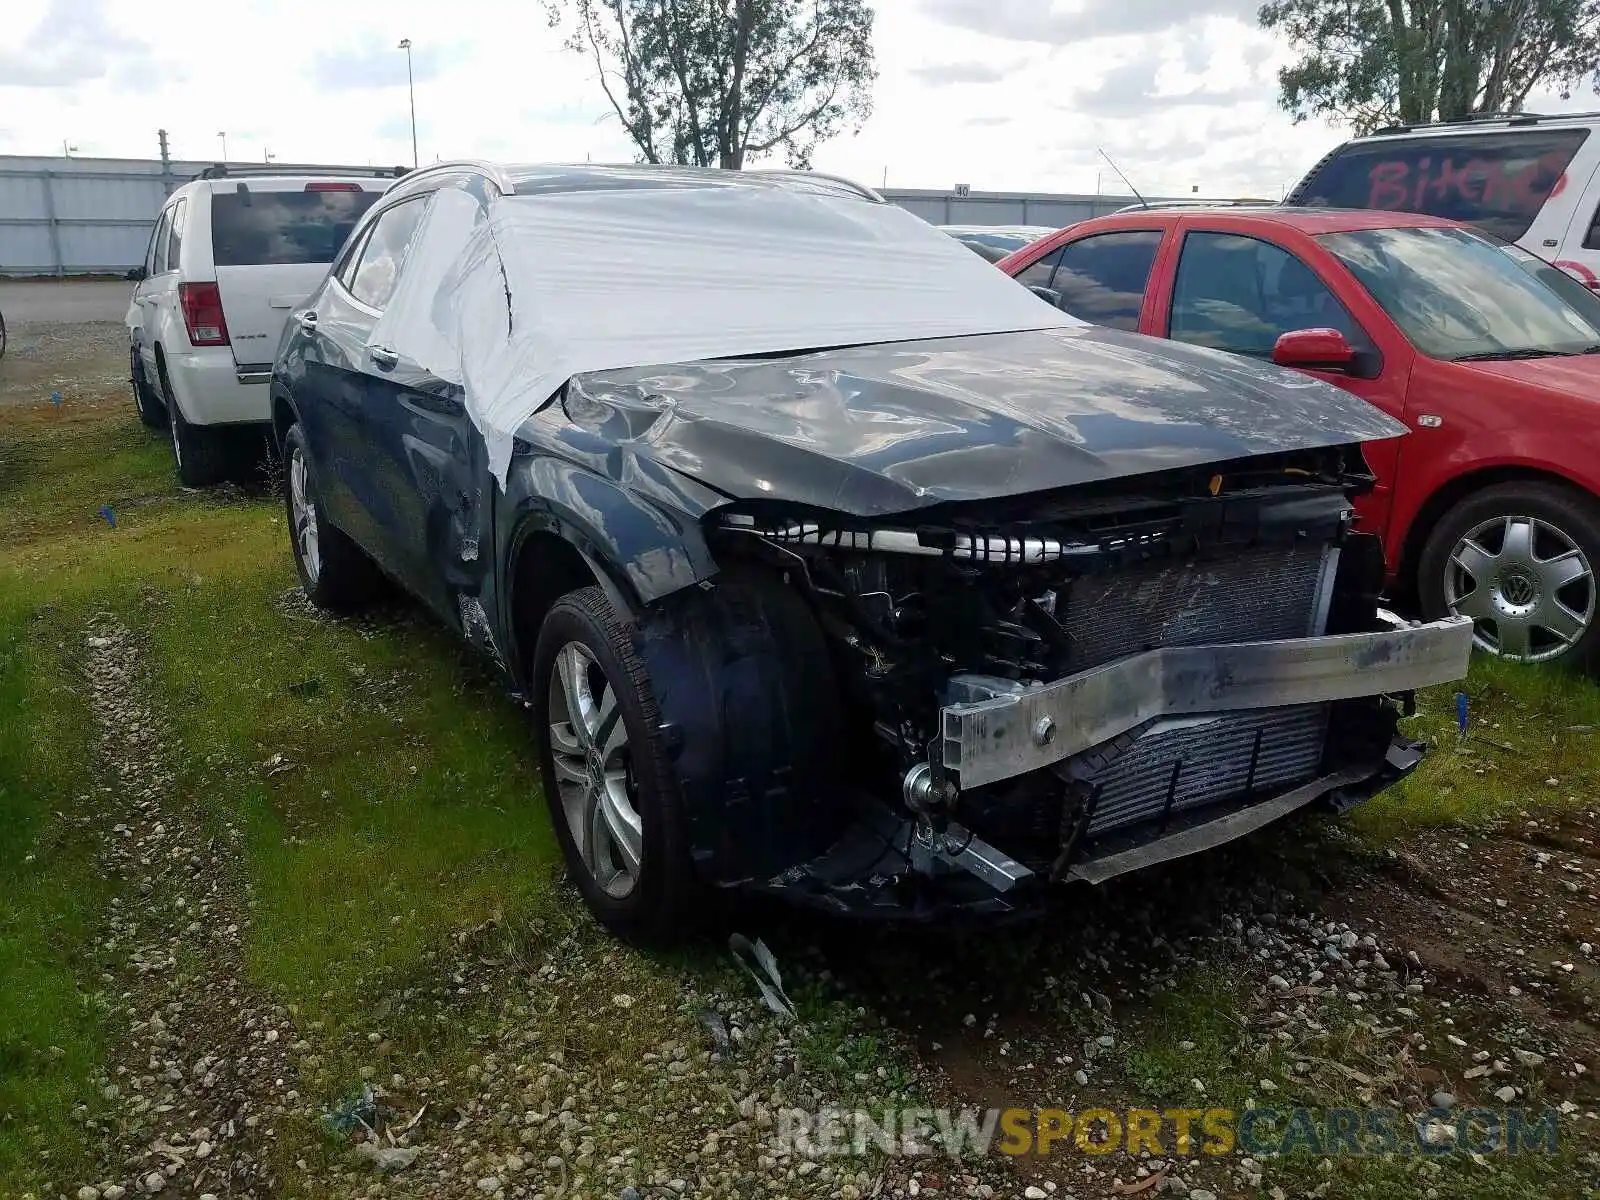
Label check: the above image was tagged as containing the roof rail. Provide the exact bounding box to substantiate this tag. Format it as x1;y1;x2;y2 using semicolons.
193;163;410;181
1110;197;1276;214
744;168;885;202
386;158;518;196
1365;110;1580;135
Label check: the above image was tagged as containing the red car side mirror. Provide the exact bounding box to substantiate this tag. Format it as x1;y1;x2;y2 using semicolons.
1272;327;1356;372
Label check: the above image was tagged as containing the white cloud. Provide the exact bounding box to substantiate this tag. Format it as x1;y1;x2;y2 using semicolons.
4;0;1596;204
0;0;156;88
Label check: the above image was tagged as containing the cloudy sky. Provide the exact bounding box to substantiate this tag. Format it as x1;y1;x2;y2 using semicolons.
3;0;1596;200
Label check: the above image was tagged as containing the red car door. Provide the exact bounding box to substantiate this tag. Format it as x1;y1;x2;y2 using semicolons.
1143;218;1418;544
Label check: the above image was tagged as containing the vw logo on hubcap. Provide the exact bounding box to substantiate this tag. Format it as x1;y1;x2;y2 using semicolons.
1497;571;1537;609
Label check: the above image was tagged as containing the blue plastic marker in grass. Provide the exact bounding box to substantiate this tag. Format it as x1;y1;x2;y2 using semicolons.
99;505;116;529
50;391;62;408
1456;692;1469;738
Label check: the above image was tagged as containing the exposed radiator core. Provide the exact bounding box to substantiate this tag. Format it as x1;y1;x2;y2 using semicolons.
960;541;1338;853
1060;543;1333;836
1058;543;1330;672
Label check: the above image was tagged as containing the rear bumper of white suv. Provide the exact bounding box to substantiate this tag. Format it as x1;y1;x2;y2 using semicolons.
163;346;273;427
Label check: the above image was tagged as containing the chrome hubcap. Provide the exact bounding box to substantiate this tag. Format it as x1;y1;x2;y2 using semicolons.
1444;514;1594;663
288;448;321;584
547;641;642;899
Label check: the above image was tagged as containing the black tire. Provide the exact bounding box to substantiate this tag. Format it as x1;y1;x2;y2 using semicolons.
530;572;841;942
131;350;166;429
1418;480;1600;670
281;423;385;611
0;309;7;360
532;587;699;942
159;355;231;487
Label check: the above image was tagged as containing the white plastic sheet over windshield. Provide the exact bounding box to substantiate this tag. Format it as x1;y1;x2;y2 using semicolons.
375;176;1080;485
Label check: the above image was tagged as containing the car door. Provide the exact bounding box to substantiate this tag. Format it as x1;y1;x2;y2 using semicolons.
299;196;431;577
135;205;176;374
129;212;165;372
1155;225;1412;540
312;191;492;637
1022;229;1168;332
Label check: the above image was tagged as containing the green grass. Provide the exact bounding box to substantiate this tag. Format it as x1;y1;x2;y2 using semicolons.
0;595;109;1178
1120;970;1259;1109
0;400;173;1180
140;569;559;1021
0;397;568;1188
1353;654;1600;842
6;393;1600;1197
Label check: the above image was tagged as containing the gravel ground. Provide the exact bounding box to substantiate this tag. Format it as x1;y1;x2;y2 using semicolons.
67;620;301;1200
0;281;134;326
0;321;128;409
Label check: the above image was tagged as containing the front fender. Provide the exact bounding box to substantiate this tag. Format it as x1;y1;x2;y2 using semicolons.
499;453;721;614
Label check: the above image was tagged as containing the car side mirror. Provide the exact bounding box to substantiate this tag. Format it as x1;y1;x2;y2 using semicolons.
1272;327;1356;372
1028;285;1064;308
127;266;148;282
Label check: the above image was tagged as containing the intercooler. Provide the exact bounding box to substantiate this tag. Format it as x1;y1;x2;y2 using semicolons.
1060;541;1335;838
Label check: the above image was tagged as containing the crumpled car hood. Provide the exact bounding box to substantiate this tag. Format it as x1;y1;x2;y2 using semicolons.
559;324;1406;517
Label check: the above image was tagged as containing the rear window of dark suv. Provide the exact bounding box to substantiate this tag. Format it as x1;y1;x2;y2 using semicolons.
210;189;380;267
1288;127;1589;242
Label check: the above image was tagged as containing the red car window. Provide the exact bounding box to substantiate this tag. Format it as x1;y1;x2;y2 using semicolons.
1168;231;1369;358
1048;230;1163;330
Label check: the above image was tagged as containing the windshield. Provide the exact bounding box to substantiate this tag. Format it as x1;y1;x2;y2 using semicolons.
1320;225;1600;361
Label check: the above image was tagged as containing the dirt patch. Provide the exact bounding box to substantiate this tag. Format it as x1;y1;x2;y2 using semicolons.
1;321;128;408
70;619;303;1200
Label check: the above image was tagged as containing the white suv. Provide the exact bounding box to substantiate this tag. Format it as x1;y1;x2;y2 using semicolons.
127;167;399;485
1287;112;1600;287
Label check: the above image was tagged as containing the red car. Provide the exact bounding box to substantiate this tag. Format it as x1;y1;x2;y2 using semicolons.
998;206;1600;668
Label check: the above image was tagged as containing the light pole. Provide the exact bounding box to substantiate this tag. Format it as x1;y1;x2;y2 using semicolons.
398;38;418;168
218;131;228;162
264;148;275;163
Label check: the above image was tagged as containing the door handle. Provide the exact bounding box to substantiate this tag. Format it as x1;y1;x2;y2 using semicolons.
295;310;319;332
368;344;399;370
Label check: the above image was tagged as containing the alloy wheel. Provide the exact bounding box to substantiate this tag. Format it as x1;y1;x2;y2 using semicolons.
288;447;321;584
1444;514;1595;663
547;640;642;899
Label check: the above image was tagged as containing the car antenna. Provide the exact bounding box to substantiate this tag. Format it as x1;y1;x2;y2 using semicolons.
1097;148;1148;209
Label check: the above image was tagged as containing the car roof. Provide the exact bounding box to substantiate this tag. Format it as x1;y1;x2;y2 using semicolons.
994;204;1469;272
501;162;884;201
1342;111;1600;141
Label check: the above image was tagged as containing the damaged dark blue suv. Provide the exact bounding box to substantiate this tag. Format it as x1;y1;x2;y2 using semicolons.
270;160;1473;941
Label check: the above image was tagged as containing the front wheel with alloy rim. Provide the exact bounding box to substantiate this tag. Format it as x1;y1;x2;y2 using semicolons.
531;587;696;941
1419;481;1600;668
281;423;384;611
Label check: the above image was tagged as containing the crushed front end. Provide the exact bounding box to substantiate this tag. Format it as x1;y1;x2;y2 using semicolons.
708;446;1474;918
